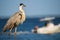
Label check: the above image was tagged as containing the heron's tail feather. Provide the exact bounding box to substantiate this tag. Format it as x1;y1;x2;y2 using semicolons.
3;29;6;32
3;23;14;32
3;25;8;32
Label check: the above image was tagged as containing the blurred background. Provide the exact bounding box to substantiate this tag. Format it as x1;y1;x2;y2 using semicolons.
0;0;60;40
0;0;60;18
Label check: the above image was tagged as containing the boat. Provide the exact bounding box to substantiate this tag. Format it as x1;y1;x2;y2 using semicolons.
32;17;60;34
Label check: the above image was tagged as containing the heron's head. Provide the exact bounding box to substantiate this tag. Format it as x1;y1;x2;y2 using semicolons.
20;3;26;7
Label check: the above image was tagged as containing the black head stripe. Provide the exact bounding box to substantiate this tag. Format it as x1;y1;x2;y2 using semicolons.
20;3;24;6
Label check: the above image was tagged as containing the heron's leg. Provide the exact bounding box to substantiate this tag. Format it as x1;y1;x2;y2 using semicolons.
10;28;12;32
15;27;17;32
14;27;17;35
8;28;12;35
9;28;13;35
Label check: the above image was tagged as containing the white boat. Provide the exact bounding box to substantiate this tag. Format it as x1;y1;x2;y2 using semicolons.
32;23;60;34
32;17;60;34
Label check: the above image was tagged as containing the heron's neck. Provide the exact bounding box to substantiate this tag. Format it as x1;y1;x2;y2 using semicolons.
19;6;24;13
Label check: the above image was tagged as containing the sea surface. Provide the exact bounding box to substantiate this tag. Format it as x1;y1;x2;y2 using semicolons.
0;18;60;40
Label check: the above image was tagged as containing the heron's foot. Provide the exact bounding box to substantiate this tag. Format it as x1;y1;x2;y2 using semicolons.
8;32;11;35
14;32;16;36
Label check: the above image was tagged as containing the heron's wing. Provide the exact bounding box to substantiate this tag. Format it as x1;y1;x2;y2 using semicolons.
3;11;22;32
11;11;22;17
7;11;22;24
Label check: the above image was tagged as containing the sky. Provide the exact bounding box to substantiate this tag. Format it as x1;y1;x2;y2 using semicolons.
0;0;60;18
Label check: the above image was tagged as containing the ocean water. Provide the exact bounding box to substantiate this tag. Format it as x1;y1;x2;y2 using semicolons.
0;18;60;40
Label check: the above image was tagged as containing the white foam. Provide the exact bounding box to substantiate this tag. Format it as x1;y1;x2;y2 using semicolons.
11;31;31;35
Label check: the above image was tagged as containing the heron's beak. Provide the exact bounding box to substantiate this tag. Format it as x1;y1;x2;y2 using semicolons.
23;4;26;7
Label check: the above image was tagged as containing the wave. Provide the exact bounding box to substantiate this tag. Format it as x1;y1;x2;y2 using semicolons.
0;31;32;35
11;31;31;35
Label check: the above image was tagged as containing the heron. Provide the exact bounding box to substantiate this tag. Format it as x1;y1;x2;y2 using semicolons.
3;3;26;35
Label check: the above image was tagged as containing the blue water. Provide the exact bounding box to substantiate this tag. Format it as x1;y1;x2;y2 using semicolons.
0;18;60;40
